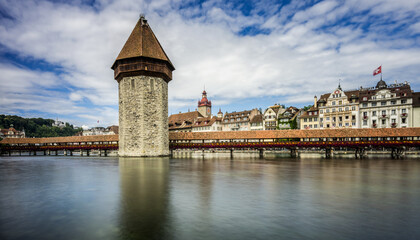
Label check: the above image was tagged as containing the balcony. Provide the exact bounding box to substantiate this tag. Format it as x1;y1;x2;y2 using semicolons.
380;114;388;119
401;113;407;118
363;116;368;120
391;123;397;128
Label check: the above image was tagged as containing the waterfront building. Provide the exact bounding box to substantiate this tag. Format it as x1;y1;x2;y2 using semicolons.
250;114;264;130
301;83;360;130
81;125;119;136
359;80;414;128
111;15;175;156
169;90;216;132
299;103;319;130
191;116;223;132
278;106;300;130
413;92;420;127
263;104;285;130
222;109;261;131
169;111;201;132
317;84;360;129
0;125;25;138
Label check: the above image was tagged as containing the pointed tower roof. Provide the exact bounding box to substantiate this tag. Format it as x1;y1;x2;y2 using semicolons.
111;16;175;82
112;16;174;69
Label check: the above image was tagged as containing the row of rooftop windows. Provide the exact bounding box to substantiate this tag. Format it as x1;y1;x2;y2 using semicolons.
361;99;407;107
303;122;357;129
362;108;407;116
362;118;407;126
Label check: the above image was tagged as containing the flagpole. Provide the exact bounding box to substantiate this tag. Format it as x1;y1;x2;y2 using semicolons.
381;64;382;81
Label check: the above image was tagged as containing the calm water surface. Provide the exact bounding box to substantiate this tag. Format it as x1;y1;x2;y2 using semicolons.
1;156;420;240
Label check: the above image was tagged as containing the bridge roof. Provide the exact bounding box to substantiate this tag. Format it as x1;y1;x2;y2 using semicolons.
169;128;420;140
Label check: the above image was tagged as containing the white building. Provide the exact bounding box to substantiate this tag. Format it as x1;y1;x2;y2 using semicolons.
359;80;414;128
222;109;261;131
263;104;285;130
317;84;360;129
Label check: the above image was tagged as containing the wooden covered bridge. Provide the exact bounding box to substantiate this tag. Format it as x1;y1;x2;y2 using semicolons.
1;128;420;158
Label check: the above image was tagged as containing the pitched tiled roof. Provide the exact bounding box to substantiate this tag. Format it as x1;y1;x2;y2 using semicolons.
169;111;203;130
223;110;254;123
112;16;174;70
169;128;420;140
358;84;413;102
250;114;263;123
192;116;220;128
267;105;284;115
413;92;420;107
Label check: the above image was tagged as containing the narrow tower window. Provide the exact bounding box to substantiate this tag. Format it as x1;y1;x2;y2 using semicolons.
150;79;154;91
131;79;135;89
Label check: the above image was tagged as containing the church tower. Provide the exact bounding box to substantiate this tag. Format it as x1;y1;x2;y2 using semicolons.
112;15;175;157
198;90;212;117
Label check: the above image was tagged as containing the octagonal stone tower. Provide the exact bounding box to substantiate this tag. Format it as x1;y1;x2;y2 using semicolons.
112;16;175;157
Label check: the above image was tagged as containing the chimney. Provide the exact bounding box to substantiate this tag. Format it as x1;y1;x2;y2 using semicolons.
314;95;318;108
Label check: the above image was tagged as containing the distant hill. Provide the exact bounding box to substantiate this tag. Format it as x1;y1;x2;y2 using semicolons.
0;115;81;138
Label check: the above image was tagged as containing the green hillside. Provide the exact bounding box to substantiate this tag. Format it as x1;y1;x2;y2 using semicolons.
0;115;81;138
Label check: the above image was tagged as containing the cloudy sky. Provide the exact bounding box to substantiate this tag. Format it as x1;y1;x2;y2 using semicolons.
1;0;419;128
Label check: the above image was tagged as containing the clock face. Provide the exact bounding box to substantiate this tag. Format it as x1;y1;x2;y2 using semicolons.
334;90;339;94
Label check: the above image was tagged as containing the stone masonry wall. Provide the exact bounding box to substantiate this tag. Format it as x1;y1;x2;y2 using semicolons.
119;75;169;156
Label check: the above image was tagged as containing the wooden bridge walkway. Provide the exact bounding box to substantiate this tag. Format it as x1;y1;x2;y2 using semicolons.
1;128;420;158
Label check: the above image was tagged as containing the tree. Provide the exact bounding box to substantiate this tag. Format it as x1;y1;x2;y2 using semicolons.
303;105;313;111
0;115;81;138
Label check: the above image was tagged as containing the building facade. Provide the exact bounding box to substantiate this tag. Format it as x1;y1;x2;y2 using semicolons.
300;80;420;130
359;80;414;128
317;84;360;129
222;109;261;131
278;106;300;130
0;126;25;139
263;104;285;130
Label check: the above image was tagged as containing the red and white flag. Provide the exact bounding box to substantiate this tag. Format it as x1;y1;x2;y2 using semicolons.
373;66;381;76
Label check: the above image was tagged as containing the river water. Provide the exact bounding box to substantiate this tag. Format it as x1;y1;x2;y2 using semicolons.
1;156;420;240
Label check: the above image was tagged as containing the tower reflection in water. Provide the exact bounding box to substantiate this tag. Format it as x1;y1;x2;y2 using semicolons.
118;158;171;240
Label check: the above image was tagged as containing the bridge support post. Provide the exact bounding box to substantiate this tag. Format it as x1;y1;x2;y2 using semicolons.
325;148;332;159
9;150;11;156
391;147;405;159
55;150;58;156
87;150;90;157
259;149;264;159
170;149;173;158
230;149;233;159
19;151;22;156
290;148;297;158
355;148;367;159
